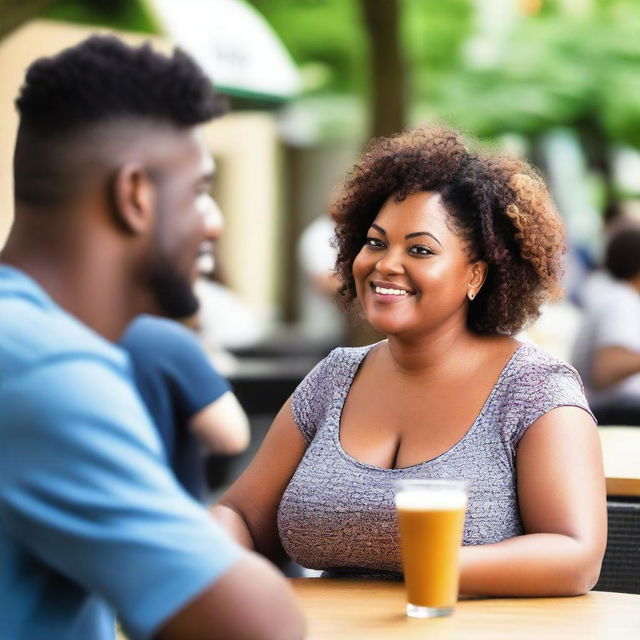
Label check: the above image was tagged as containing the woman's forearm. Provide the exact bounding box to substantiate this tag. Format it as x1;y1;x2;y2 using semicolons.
459;533;602;597
210;503;255;550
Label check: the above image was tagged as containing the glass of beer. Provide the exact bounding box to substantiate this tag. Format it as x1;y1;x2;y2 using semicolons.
394;478;468;618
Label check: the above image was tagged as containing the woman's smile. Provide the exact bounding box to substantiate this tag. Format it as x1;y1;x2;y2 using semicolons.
370;280;416;303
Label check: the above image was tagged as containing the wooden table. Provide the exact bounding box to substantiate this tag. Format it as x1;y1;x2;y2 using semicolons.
599;426;640;496
291;578;640;639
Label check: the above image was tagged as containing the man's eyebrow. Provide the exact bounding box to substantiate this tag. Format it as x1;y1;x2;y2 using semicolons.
406;231;442;246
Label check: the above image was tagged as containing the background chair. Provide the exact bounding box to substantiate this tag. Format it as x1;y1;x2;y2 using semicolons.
595;499;640;594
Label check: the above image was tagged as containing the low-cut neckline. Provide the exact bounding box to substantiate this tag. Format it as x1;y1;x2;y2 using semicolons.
335;342;525;471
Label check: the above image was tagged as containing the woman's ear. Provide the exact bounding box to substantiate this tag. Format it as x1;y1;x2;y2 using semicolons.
110;163;155;235
471;261;488;287
467;261;488;301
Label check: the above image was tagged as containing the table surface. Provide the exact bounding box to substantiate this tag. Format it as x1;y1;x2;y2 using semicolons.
598;426;640;496
291;578;640;639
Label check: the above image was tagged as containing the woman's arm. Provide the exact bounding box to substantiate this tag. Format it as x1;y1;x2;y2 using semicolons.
459;406;607;596
211;397;308;562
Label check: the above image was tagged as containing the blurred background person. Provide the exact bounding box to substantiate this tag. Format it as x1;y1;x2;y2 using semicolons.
195;269;266;369
297;212;345;347
190;197;266;367
572;227;640;426
122;314;250;502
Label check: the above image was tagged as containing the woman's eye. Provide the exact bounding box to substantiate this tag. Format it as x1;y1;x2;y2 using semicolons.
365;237;385;248
409;245;434;256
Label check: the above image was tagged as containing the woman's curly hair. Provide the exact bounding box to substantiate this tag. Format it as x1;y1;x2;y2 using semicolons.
332;126;566;335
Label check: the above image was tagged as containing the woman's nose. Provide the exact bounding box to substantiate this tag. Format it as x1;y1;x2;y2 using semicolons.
375;248;404;275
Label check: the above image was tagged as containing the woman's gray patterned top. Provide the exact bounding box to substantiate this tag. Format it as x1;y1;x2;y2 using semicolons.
277;342;594;575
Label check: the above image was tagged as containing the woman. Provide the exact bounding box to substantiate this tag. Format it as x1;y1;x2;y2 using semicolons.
214;126;606;596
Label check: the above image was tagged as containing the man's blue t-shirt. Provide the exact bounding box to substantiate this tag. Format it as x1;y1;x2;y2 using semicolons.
121;316;230;500
0;266;240;640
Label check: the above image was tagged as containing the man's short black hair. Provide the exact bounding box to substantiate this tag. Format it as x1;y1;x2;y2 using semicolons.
605;228;640;281
14;35;226;208
16;34;226;133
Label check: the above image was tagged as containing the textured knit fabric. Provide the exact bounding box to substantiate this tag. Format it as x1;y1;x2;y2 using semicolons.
278;341;594;575
121;315;230;500
0;266;240;640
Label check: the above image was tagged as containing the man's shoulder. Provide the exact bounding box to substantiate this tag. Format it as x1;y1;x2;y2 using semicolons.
0;269;127;380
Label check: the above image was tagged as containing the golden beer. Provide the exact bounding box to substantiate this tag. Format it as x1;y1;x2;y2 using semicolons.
395;480;467;618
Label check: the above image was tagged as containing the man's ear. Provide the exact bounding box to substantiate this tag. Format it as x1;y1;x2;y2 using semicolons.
110;163;155;235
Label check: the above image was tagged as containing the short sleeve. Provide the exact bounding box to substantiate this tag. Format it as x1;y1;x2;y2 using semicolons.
503;355;596;448
0;356;240;640
123;316;230;416
290;354;334;444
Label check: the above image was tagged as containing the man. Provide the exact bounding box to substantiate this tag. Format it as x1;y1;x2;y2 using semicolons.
0;36;304;640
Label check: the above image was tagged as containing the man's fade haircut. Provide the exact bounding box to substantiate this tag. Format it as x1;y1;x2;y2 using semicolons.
14;35;226;206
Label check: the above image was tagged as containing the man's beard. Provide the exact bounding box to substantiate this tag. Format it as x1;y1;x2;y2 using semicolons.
148;259;199;319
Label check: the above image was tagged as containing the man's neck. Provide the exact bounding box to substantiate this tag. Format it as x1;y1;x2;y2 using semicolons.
1;230;146;342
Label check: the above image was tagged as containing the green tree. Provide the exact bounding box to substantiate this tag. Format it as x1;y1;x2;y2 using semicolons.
249;0;472;138
252;0;640;221
0;0;156;40
430;1;640;219
0;0;58;39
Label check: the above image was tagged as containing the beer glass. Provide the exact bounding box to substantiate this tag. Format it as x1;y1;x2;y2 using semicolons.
394;478;468;618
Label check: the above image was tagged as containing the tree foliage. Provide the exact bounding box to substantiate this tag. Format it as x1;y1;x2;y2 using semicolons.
42;0;157;35
250;0;640;149
433;1;640;148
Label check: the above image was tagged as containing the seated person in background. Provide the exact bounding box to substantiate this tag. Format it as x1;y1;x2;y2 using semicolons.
122;315;250;501
0;35;303;640
195;272;265;364
571;228;640;425
193;204;265;368
297;213;346;347
299;213;341;298
214;126;606;597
